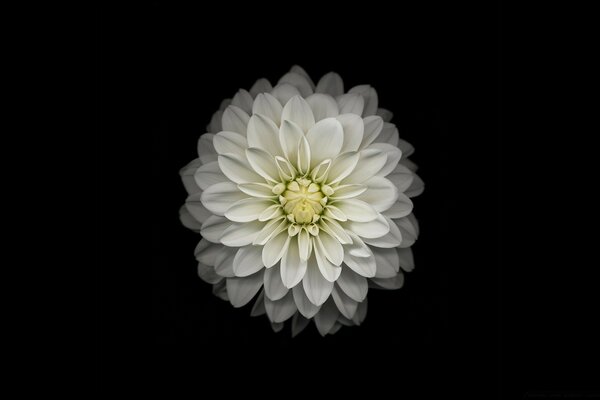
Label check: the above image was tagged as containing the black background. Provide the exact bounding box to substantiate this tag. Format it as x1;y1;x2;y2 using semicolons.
99;2;599;398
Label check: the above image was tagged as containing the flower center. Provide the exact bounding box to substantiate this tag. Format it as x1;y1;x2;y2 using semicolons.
281;177;325;224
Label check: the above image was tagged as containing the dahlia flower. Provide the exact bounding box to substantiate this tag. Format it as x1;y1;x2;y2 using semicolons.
180;65;423;336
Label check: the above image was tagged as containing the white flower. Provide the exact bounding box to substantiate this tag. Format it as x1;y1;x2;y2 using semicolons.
180;65;424;336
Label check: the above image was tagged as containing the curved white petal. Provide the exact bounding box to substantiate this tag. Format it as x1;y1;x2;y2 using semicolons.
336;267;368;302
342;149;387;184
387;164;415;193
279;119;304;167
334;199;378;222
371;272;404;290
306;118;343;168
315;72;344;97
221;105;250;135
291;313;311;337
383;193;413;218
329;184;366;200
252;93;282;125
232;245;264;277
249;78;273;97
281;95;315;133
352;297;368;325
374;122;399;147
327;152;359;185
214;246;237;277
271;83;301;106
201;182;247;216
264;264;289;301
212;280;228;301
331;285;359;319
197;134;217;164
398;138;415;158
344;214;390;239
348;85;378;116
185;192;212;223
302;254;334;306
360;116;384;149
278;72;313;97
231;89;254;114
362;216;402;248
376;108;393;122
337;114;364;153
306;93;339;121
225;198;273;222
396;217;418;248
264;291;297;323
247;114;283;157
290;65;315;87
226;270;264;307
180;205;202;231
213;131;248;158
314;298;340;336
220;221;264;247
405;173;424;198
245;147;279;183
296;136;311;175
313;236;342;282
262;231;291;268
237;182;276;198
298;228;312;261
319;217;352;244
250;291;266;316
280;237;307;288
397;247;415;272
200;215;234;243
343;231;376;277
324;205;347;222
292;284;320;318
258;204;283;221
337;93;365;116
180;158;202;195
370;142;402;177
194;161;229;190
373;247;400;278
217;154;263;184
207;110;223;133
357;176;399;212
316;231;344;266
197;262;222;284
253;217;287;245
194;238;222;265
400;158;418;172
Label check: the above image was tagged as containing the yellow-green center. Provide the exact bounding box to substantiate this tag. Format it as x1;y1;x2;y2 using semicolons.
280;177;327;225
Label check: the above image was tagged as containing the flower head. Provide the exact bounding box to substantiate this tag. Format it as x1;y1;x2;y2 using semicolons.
180;66;424;336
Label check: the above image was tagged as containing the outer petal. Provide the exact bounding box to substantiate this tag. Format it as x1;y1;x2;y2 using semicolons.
213;131;248;158
247;114;283;157
313;236;342;282
291;313;311;337
382;193;413;218
356;176;399;212
281;95;315;133
214;246;237;277
374;122;399;147
306;93;339;121
264;264;289;300
314;298;340;336
271;83;301;106
370;142;403;177
397;247;415;272
250;290;266;316
327;152;359;185
249;78;273;97
342;149;387;184
315;72;344;97
245;147;279;183
252;93;282;125
226;270;264;307
302;254;334;306
218;154;263;184
344;214;390;239
292;284;320;318
290;65;315;87
231;89;254;114
348;85;378;116
363;216;402;248
278;72;314;97
373;247;400;278
396;217;418;248
405;173;425;198
197;262;222;284
376;108;393;122
331;285;359;319
264;291;297;323
371;272;405;290
185;192;212;223
200;215;234;243
180;205;202;232
343;232;376;277
262;231;291;268
334;199;378;222
220;221;264;247
387;164;415;193
221;105;250;135
337;93;364;116
194;238;221;265
233;245;264;277
180;158;202;195
360;116;384;149
194;161;229;190
201;181;247;216
306;118;344;168
197;134;217;164
336;267;368;302
337;114;364;153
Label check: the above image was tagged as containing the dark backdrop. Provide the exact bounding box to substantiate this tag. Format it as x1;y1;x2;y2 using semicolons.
142;1;504;398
